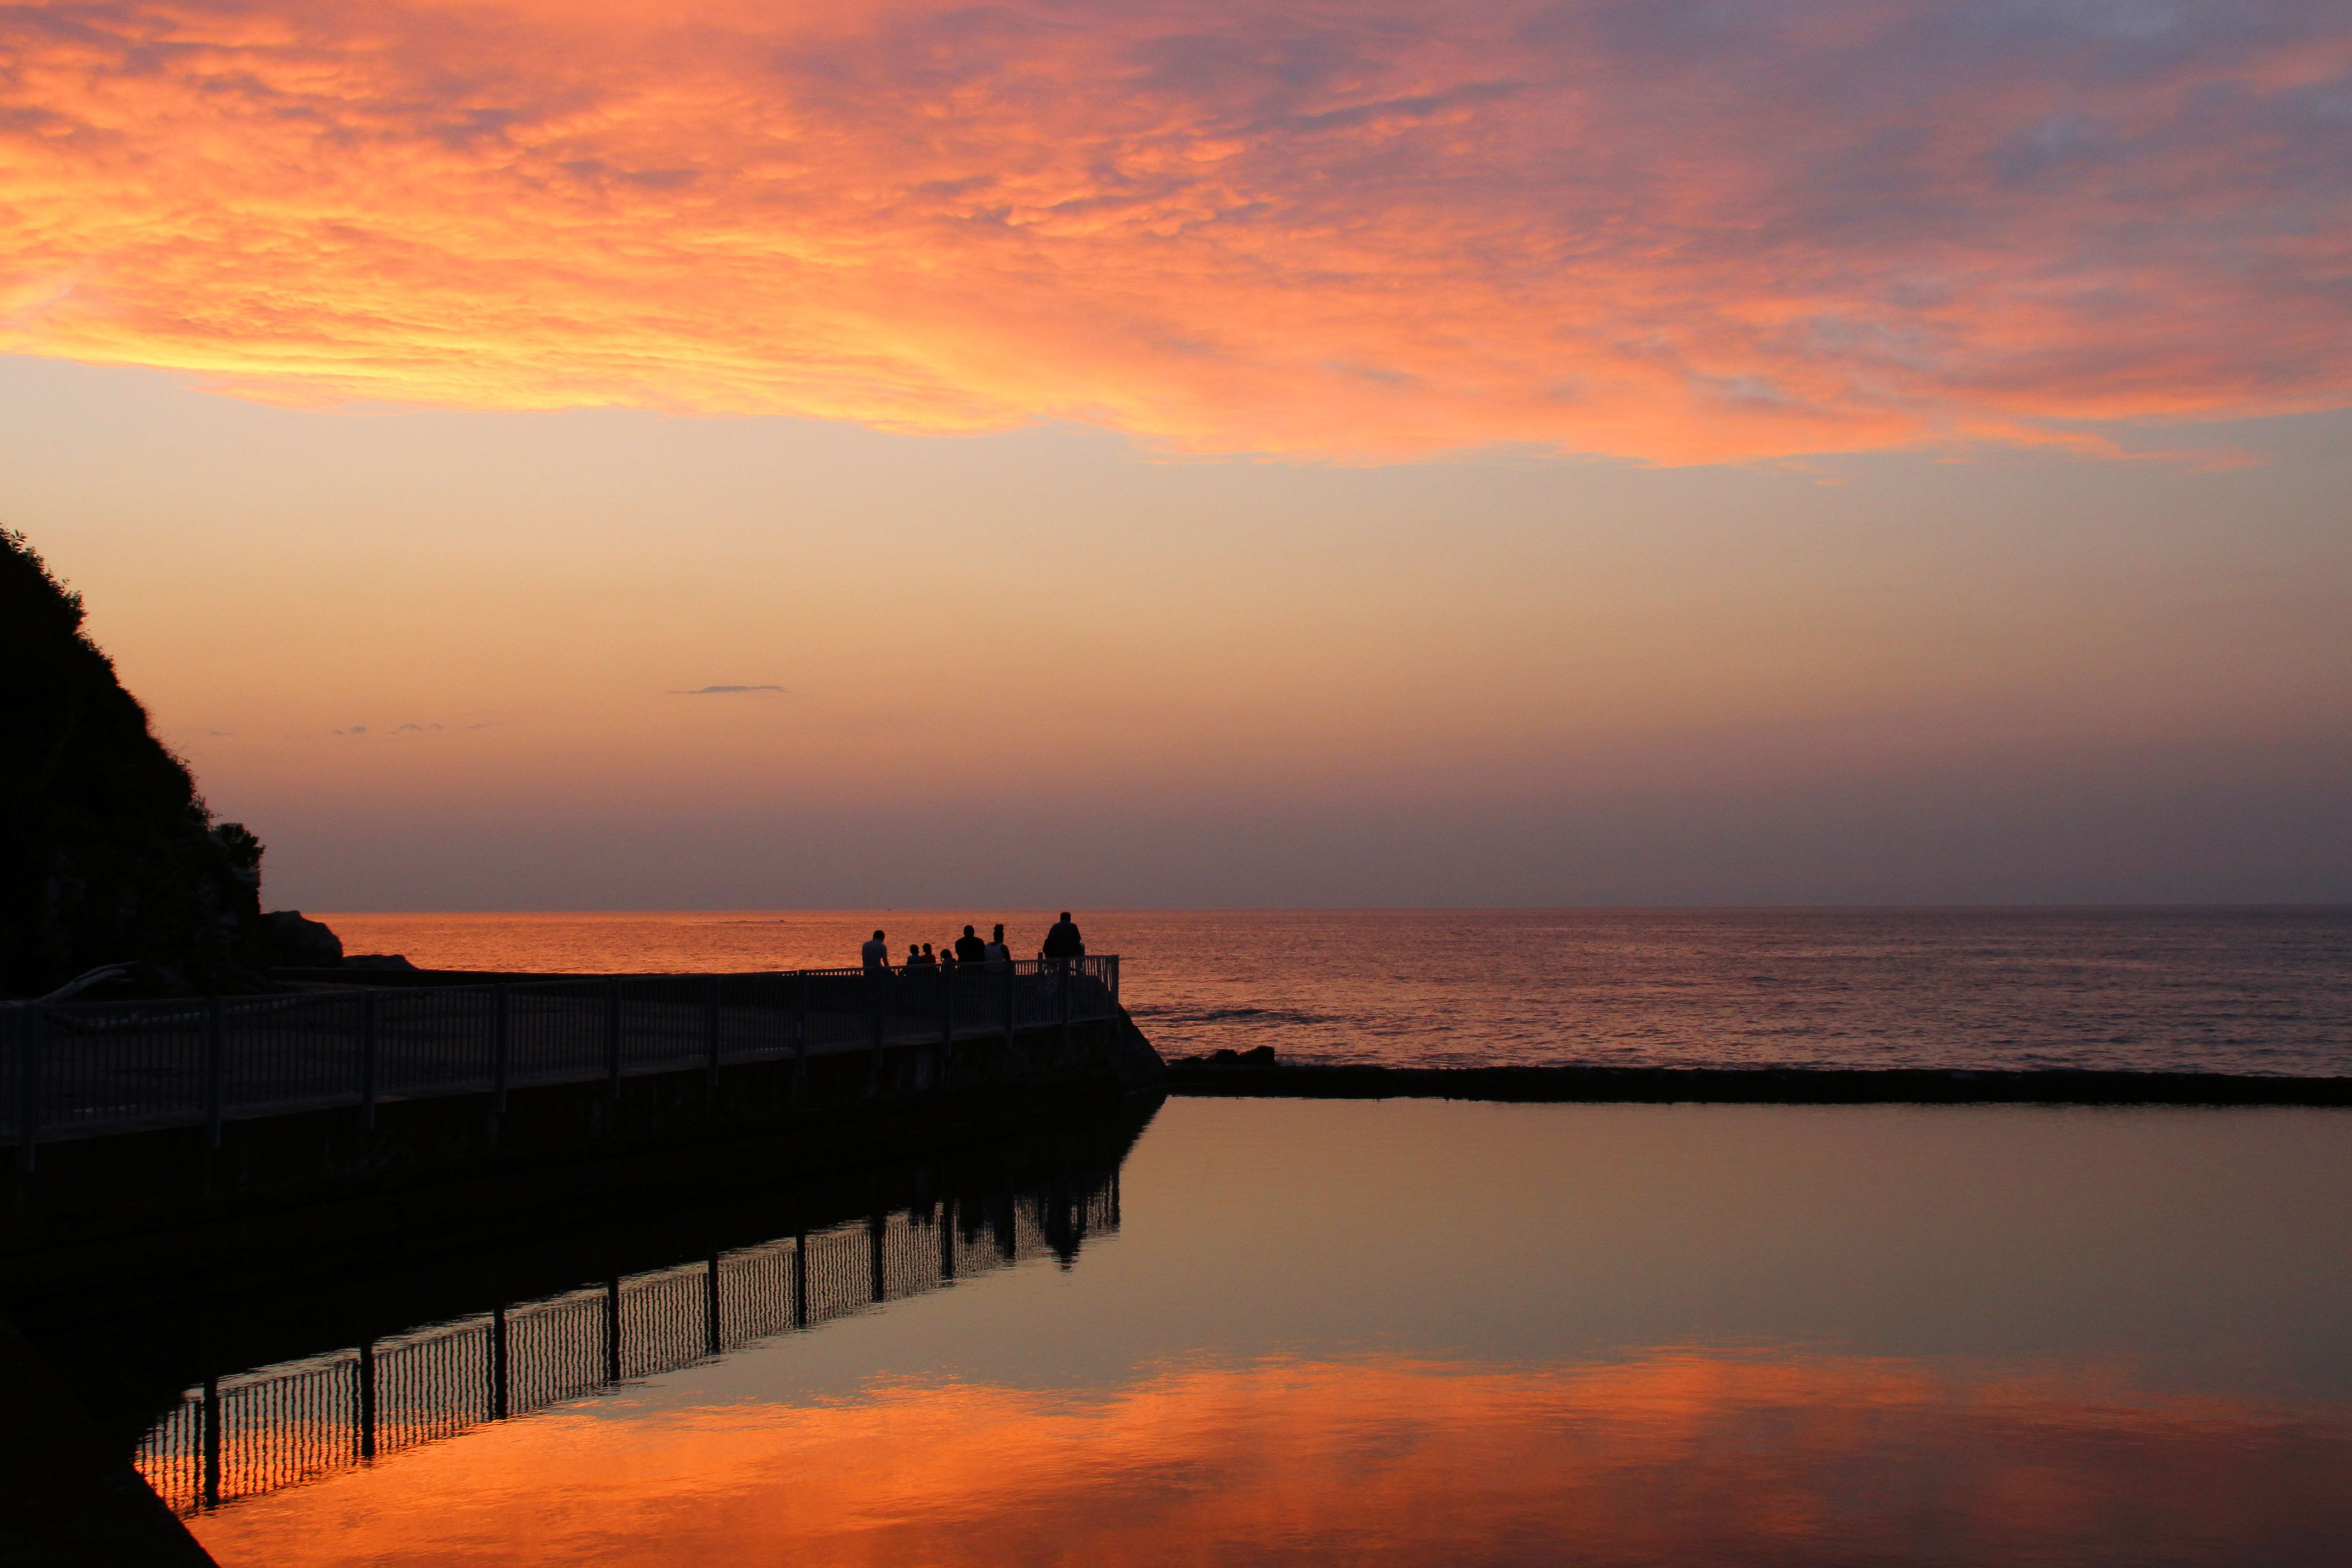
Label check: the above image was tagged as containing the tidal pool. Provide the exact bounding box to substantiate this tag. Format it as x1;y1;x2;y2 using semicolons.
187;1098;2352;1566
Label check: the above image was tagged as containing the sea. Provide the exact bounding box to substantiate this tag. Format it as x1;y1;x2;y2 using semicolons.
146;905;2352;1566
318;906;2352;1075
176;1097;2352;1568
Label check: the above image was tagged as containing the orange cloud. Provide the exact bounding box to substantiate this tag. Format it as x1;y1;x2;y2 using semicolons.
189;1351;2352;1566
4;0;2350;460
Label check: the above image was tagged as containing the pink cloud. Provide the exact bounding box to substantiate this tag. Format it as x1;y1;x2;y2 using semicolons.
1;0;2347;460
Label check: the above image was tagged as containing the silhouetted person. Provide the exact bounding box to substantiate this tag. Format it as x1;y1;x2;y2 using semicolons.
1041;911;1086;960
919;942;938;966
984;923;1011;969
954;924;987;964
904;942;924;973
862;929;888;974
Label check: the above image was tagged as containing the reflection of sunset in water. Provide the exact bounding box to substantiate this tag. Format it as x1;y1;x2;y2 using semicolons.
192;1351;2352;1567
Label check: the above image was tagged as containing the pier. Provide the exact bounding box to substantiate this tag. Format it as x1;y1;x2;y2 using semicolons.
8;957;1126;1159
0;957;1158;1277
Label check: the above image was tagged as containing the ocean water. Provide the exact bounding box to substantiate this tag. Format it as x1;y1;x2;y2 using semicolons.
321;906;2352;1075
182;1097;2352;1568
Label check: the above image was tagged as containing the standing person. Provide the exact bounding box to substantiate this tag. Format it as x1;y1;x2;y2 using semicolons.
983;923;1011;970
954;924;987;964
861;929;889;974
1041;911;1086;960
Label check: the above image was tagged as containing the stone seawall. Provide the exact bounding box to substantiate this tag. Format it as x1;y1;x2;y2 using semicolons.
1167;1061;2352;1106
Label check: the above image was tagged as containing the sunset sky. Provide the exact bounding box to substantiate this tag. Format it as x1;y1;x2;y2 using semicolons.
4;0;2348;907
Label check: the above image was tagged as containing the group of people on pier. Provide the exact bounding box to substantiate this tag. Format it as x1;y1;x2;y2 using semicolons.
859;913;1087;976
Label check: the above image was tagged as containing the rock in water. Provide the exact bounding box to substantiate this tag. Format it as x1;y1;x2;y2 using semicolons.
264;910;345;968
0;529;271;996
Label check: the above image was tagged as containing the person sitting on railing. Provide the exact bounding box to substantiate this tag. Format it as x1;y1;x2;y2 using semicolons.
954;924;987;964
1041;911;1086;961
862;929;889;974
984;923;1011;970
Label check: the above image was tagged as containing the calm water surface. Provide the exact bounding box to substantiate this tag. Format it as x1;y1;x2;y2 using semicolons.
187;1098;2352;1567
322;907;2352;1072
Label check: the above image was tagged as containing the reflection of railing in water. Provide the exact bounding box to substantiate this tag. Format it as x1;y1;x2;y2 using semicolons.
4;956;1123;1161
135;1180;1119;1516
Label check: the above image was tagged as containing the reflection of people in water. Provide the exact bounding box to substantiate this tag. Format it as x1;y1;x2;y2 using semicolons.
862;929;888;974
1041;911;1086;960
955;924;988;964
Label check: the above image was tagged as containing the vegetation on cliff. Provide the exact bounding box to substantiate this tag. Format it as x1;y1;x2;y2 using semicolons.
1;529;270;996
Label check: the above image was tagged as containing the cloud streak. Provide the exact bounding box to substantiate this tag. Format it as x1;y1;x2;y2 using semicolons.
1;0;2347;460
669;685;788;695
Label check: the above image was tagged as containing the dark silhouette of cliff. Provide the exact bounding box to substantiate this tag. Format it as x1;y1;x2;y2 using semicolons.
1;529;268;998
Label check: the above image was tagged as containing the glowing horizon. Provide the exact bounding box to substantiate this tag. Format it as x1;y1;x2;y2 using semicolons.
6;0;2351;463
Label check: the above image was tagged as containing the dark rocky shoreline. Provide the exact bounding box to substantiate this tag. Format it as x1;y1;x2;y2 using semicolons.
1166;1059;2352;1106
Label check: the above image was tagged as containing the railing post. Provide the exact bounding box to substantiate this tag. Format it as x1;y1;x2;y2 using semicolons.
1003;964;1017;1052
792;973;809;1095
201;1374;221;1509
792;1228;808;1330
605;979;622;1100
16;1005;40;1175
358;991;379;1131
704;977;722;1090
867;1211;887;1304
356;1341;376;1461
704;1252;721;1356
204;995;225;1151
489;1306;509;1421
939;966;955;1082
1058;960;1072;1053
492;983;510;1115
603;1277;621;1383
868;972;886;1096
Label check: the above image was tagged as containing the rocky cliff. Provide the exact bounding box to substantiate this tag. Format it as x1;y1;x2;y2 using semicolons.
1;529;271;997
